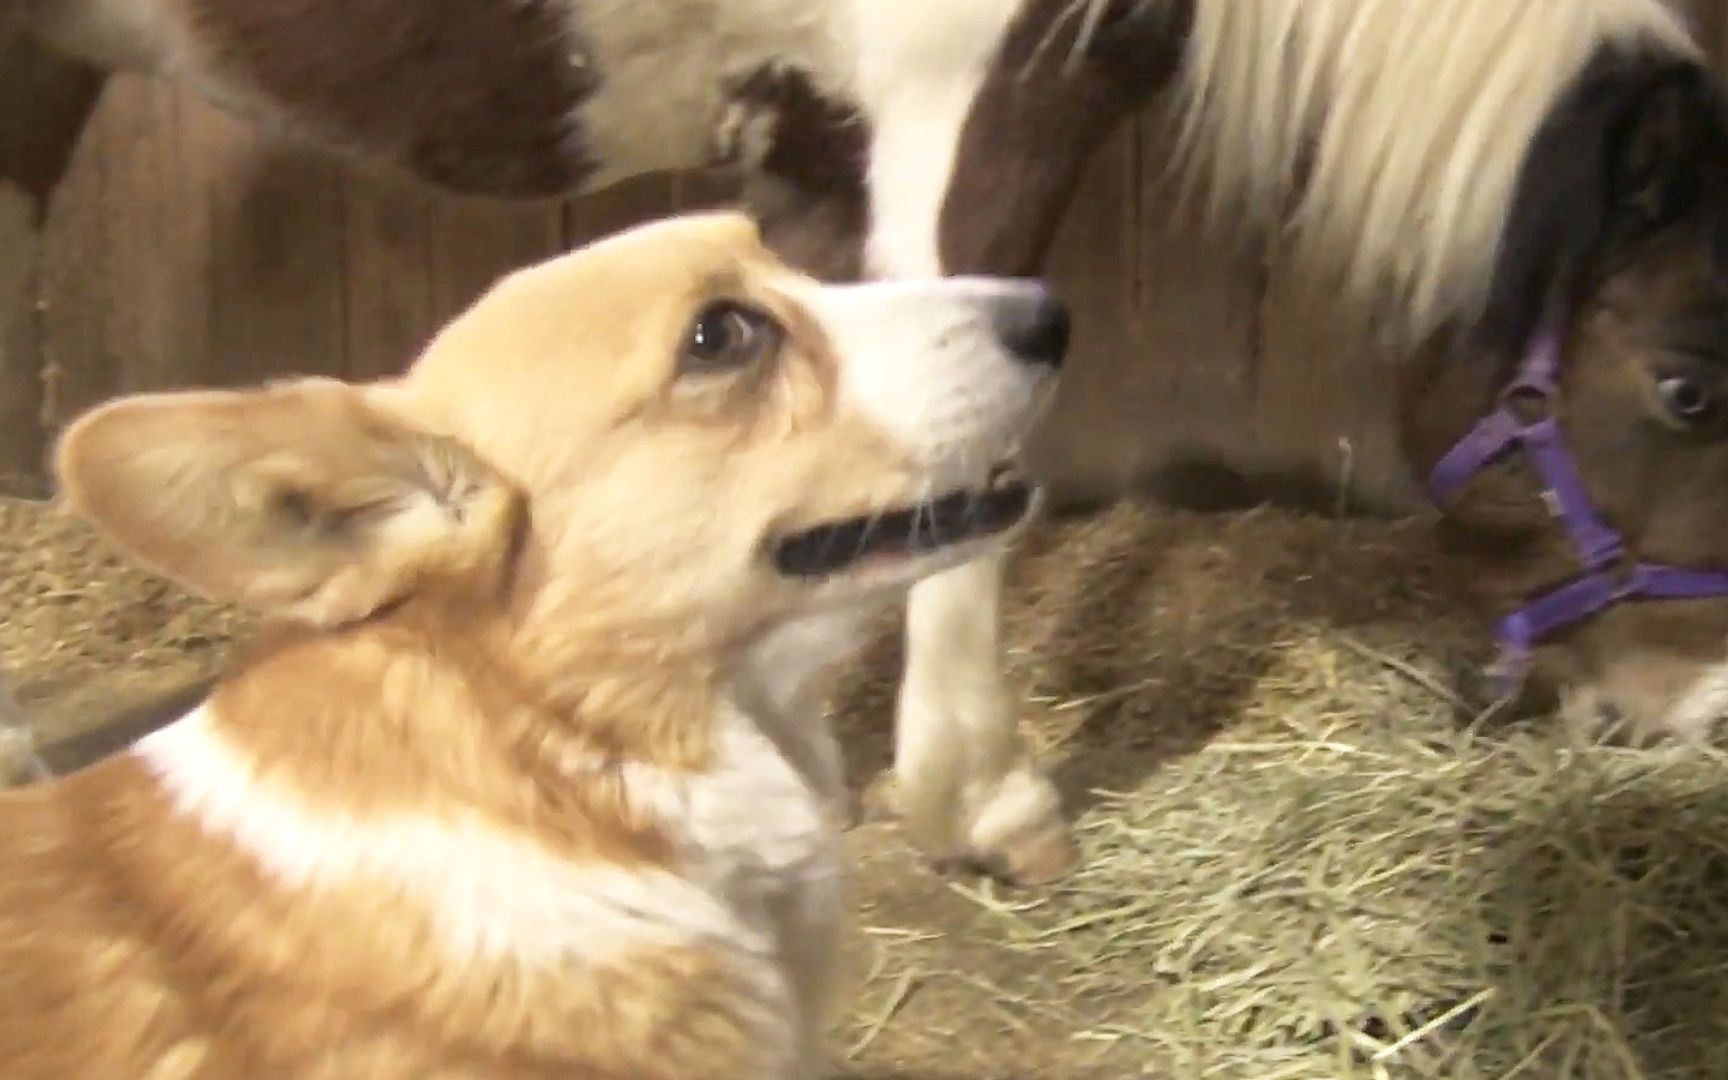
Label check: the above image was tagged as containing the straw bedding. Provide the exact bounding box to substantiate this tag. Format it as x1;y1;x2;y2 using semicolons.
5;492;1728;1079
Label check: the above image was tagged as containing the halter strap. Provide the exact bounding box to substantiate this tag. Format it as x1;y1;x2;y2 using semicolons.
1425;320;1728;698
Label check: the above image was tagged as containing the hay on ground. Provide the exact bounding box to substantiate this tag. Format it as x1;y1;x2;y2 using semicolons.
0;496;250;751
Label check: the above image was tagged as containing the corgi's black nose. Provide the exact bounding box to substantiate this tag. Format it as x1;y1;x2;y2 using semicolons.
993;287;1070;370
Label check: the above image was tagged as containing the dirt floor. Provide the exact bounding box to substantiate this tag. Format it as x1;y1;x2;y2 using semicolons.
7;493;1728;1079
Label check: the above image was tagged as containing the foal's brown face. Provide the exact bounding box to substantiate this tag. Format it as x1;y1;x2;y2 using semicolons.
1406;225;1728;740
1400;55;1728;741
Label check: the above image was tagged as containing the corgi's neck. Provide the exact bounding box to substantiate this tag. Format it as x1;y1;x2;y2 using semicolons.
178;599;875;816
732;607;875;725
725;605;876;800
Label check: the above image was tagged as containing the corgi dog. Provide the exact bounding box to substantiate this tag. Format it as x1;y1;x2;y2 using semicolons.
0;211;1066;1079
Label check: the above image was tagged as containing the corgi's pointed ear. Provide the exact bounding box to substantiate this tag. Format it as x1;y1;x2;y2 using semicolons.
55;378;522;626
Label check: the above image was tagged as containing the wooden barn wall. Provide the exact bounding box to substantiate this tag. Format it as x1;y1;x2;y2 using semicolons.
3;0;1726;506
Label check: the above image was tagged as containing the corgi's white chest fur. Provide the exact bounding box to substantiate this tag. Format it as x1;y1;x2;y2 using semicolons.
693;608;871;1012
663;697;849;1036
668;706;843;903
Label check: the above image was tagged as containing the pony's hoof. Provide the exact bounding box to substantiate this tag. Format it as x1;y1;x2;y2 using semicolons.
854;772;902;827
927;767;1077;886
932;824;1076;886
960;818;1077;887
986;817;1078;885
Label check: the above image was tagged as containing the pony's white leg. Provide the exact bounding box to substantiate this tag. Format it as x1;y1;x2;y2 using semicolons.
848;0;1074;882
897;555;1074;882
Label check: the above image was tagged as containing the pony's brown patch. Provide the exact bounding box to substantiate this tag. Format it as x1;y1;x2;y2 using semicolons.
727;64;867;197
733;63;871;281
181;0;599;196
939;0;1192;276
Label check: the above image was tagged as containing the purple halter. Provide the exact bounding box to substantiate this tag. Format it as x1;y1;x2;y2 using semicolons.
1426;319;1728;698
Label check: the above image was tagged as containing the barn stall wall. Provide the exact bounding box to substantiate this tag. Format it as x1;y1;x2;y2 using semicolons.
3;1;1726;507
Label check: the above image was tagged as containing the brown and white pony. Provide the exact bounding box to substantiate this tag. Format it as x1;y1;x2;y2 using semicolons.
12;0;1728;873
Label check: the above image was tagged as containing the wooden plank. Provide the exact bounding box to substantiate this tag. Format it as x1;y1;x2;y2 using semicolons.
0;25;33;486
38;79;131;434
427;196;565;320
673;171;741;214
41;76;349;431
350;182;577;379
100;79;214;394
201;114;347;390
342;173;436;380
563;174;678;249
0;36;102;486
0;35;102;208
0;180;43;490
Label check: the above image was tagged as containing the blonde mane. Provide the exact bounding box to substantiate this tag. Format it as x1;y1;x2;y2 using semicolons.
1170;0;1701;341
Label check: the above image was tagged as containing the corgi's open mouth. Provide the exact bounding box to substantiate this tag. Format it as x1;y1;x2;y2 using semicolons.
772;464;1033;578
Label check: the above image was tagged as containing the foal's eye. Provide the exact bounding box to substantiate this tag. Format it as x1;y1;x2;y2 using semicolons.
681;301;777;375
1657;374;1717;425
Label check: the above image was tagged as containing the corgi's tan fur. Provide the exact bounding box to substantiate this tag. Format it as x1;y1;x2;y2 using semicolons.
0;211;1060;1078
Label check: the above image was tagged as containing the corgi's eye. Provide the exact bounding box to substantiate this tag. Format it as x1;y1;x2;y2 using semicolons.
681;301;778;375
